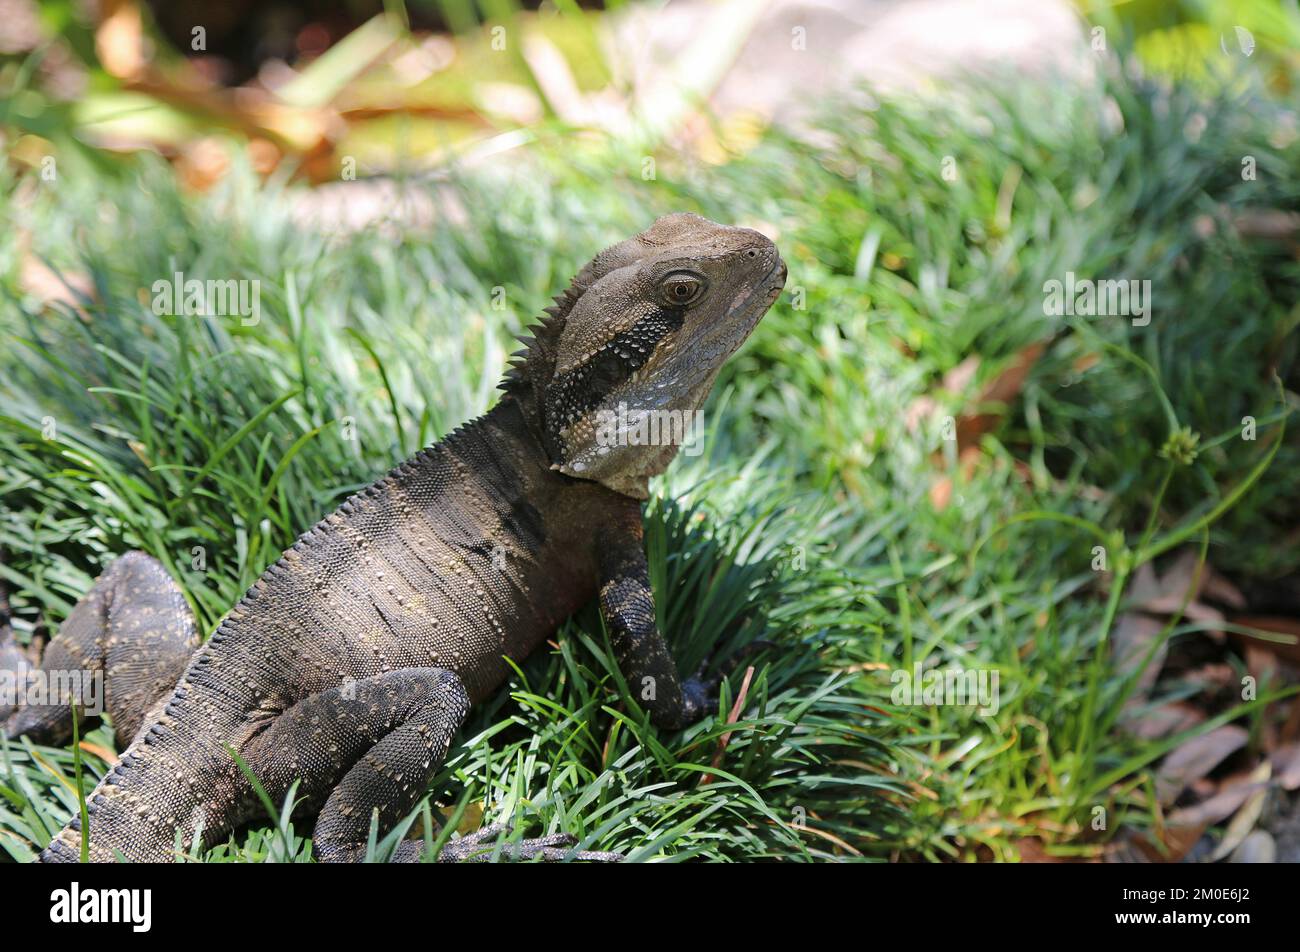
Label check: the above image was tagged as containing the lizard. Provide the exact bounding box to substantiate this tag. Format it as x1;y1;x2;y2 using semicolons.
1;212;787;863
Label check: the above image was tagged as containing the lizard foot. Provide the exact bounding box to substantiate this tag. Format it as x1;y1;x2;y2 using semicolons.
438;823;623;863
680;639;776;722
679;676;720;722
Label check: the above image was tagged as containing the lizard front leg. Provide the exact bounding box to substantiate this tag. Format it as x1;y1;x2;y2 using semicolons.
2;551;199;748
597;500;716;730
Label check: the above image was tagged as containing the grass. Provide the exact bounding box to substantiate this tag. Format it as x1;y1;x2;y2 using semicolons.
1;56;1298;861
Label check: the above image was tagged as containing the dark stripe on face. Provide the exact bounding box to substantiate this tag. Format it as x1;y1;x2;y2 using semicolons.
545;307;684;435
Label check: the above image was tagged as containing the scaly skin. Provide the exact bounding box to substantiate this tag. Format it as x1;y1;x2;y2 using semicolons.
1;213;787;862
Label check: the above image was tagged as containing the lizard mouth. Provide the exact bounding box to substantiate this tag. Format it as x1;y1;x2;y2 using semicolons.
739;257;788;320
636;255;787;393
698;256;787;351
601;254;788;411
555;252;788;494
764;258;789;298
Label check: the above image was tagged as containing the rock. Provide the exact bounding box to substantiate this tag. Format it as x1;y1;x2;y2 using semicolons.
1228;830;1275;863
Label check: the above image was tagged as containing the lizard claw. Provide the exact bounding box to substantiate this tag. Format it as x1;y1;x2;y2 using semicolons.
680;676;719;722
438;823;623;863
681;639;775;721
656;639;777;729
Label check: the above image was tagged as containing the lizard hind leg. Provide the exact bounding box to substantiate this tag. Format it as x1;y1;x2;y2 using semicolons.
242;668;620;863
3;550;199;747
242;667;473;863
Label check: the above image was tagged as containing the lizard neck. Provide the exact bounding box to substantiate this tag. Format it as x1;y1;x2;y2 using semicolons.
496;381;554;468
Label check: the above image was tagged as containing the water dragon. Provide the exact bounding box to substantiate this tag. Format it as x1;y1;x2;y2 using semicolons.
0;212;787;862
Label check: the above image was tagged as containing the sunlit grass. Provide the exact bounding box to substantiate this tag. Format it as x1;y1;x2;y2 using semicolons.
1;58;1297;861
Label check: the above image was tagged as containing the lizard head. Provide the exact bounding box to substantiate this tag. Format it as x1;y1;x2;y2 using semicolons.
504;213;787;498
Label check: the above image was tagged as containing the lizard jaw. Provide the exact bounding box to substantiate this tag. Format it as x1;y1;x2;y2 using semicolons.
555;256;786;498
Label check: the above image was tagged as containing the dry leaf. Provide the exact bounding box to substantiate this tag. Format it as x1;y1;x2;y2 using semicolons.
954;340;1045;453
942;355;980;394
1233;208;1300;240
1244;644;1280;694
1130;550;1225;639
904;395;937;433
95;0;144;81
20;254;94;310
1110;824;1206;863
1168;772;1267;829
78;741;118;765
1127;562;1162;607
1112;613;1167;702
1181;662;1236;691
929;475;952;512
1209;761;1270;861
1229;830;1276;863
1156;724;1248;805
1201;563;1247;610
1127;702;1204;740
1270;742;1300;790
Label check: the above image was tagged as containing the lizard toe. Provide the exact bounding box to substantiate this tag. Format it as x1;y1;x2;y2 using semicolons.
438;826;620;863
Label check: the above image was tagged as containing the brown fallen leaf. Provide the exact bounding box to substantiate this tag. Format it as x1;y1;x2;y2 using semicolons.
955;340;1046;453
1129;550;1225;640
1109;823;1207;863
1181;662;1237;692
902;356;977;435
929;474;952;512
1270;742;1300;790
699;665;755;786
1168;771;1267;829
1244;644;1280;698
1112;613;1167;705
1201;563;1247;610
95;0;144;81
1156;724;1249;805
1209;761;1271;861
1073;352;1101;373
20;252;95;311
943;355;980;394
904;395;937;433
1127;701;1205;741
1283;697;1300;745
78;741;118;765
176;137;232;192
1233;208;1300;240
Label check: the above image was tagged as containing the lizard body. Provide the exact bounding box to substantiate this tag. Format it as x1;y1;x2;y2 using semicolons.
1;213;786;862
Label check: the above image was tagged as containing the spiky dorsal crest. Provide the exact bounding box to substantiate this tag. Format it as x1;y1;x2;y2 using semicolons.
498;283;583;395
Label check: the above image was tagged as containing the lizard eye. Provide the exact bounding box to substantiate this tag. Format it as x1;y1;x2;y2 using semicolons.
659;272;706;308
